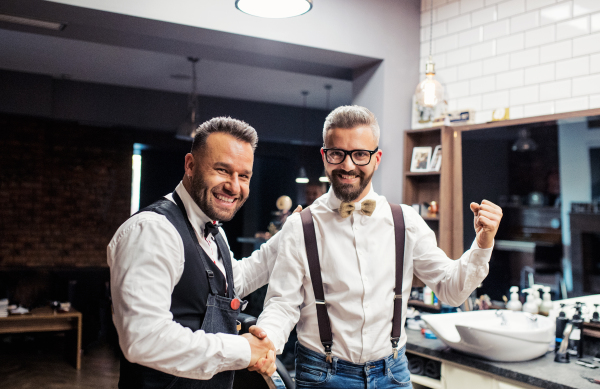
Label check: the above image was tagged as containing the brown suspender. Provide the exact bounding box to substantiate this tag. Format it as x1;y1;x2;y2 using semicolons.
300;203;406;362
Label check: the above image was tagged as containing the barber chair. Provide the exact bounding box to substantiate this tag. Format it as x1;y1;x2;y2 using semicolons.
233;313;295;389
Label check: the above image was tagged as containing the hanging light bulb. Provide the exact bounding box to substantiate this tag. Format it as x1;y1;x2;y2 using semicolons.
296;167;309;184
235;0;312;18
415;0;444;109
512;129;538;152
176;57;200;141
319;169;329;183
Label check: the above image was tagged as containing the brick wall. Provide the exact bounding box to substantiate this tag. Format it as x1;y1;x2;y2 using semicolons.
0;115;132;267
420;0;600;123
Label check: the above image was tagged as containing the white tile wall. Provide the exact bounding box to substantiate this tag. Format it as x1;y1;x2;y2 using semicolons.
421;0;600;123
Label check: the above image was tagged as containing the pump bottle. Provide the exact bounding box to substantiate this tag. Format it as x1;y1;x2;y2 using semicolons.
522;289;539;314
539;286;553;315
506;286;522;311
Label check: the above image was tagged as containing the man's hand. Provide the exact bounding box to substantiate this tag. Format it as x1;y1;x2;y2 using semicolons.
241;326;277;376
293;205;303;214
470;200;502;249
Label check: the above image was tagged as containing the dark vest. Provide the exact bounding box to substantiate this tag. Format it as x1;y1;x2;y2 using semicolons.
118;195;234;388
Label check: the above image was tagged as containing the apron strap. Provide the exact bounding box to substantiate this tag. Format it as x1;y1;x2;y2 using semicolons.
300;208;334;362
172;191;220;296
214;233;236;298
300;203;406;361
389;203;406;358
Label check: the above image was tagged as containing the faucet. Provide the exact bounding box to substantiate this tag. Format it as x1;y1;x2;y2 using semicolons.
496;310;507;326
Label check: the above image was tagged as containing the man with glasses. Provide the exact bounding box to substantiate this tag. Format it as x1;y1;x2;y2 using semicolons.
256;105;503;388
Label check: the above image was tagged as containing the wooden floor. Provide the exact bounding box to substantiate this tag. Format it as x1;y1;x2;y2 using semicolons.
0;333;119;388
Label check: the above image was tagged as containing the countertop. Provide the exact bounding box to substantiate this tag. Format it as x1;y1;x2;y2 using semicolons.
406;328;600;389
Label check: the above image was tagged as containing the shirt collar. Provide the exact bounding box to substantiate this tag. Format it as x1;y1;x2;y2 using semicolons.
174;181;215;235
325;184;378;212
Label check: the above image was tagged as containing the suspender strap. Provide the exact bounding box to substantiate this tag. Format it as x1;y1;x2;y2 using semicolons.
300;208;334;362
389;203;406;358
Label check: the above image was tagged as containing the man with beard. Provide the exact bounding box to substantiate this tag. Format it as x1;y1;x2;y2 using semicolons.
256;105;503;388
108;117;278;389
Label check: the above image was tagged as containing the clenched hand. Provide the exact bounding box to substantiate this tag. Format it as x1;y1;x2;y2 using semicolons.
470;200;502;249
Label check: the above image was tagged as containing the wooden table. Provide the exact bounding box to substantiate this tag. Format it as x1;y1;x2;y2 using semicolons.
0;307;82;369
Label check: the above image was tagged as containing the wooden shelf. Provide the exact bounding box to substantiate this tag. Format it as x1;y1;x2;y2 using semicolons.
405;171;441;177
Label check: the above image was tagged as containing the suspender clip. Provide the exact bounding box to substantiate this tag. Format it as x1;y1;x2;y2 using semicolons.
324;343;333;363
391;337;400;359
315;299;326;305
394;294;402;300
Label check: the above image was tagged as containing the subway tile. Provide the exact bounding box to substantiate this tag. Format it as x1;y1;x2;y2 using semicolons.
510;85;540;105
470;75;496;94
496;69;525;89
573;0;600;16
472;6;498;26
459;26;483;46
422;41;432;57
526;0;556;11
448;14;472;33
484;19;510;39
540;40;572;62
510;47;540;69
539;79;572;101
540;2;573;25
573;32;600;56
434;34;459;53
557;16;590;40
483;54;511;74
447;98;459;111
498;33;525;54
510;105;525;118
555;96;589;112
591;94;600;108
445;80;471;98
524;102;555;116
511;11;540;33
422;21;449;42
556;56;590;79
475;109;494;123
524;63;556;84
460;0;485;13
422;0;449;12
422;10;433;27
471;41;496;60
446;47;471;66
437;66;459;83
592;53;600;73
457;95;483;110
485;0;504;4
437;1;461;21
458;60;484;79
525;25;556;48
592;12;600;31
498;0;526;19
572;73;600;95
482;90;510;109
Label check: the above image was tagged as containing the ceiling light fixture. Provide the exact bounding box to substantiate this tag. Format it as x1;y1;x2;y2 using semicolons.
235;0;313;18
512;129;538;152
414;0;444;108
0;14;66;31
175;57;200;141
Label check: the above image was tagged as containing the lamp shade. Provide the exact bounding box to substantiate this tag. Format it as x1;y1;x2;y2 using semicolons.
235;0;312;18
295;167;309;184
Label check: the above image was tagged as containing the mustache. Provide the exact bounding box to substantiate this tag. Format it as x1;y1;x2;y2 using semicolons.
332;168;363;177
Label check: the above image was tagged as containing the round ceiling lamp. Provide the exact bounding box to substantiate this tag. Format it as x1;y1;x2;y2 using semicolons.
235;0;313;18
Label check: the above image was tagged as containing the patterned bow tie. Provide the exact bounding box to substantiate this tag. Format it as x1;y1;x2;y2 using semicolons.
338;200;376;218
204;221;222;238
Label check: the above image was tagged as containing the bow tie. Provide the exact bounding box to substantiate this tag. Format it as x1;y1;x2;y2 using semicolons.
204;221;222;238
338;200;376;218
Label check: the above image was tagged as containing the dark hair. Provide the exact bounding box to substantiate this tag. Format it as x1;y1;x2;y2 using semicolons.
191;117;258;153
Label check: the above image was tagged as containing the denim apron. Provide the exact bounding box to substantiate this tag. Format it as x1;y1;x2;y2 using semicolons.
118;192;242;389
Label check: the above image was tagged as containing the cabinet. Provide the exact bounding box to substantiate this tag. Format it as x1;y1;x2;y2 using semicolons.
403;126;463;291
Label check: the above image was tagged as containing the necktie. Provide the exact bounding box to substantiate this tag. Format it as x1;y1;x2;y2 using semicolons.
338;200;376;218
204;221;222;238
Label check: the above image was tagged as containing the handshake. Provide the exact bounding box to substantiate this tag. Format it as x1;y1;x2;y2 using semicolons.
241;326;277;376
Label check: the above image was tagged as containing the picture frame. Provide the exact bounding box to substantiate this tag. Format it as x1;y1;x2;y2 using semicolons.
410;146;432;172
430;145;442;172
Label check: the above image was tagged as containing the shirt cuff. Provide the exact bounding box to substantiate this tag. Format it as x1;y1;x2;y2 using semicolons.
468;239;493;265
219;333;252;370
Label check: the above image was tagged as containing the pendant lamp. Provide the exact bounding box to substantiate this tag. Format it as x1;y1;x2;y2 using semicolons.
235;0;313;18
512;129;538;152
414;0;444;108
176;57;200;141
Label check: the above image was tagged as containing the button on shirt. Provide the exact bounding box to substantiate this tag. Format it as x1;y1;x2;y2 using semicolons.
107;182;277;380
257;187;492;364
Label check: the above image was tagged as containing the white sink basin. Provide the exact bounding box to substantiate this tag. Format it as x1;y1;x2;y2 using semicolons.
421;310;555;362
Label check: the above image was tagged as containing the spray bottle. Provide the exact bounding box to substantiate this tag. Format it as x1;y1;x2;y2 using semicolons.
522;288;539;314
506;286;523;311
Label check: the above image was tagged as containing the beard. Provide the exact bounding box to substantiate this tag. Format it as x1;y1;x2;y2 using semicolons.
327;167;374;202
189;170;247;222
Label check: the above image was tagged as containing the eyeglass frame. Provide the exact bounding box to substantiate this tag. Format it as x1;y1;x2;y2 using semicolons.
322;146;379;166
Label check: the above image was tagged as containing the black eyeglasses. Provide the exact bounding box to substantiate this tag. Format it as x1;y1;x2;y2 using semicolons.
323;147;379;166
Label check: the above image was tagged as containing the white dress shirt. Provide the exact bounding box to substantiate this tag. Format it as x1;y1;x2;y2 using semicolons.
257;186;492;364
108;182;277;380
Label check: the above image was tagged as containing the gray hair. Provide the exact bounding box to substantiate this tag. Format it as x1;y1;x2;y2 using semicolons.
322;105;380;146
191;116;258;153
